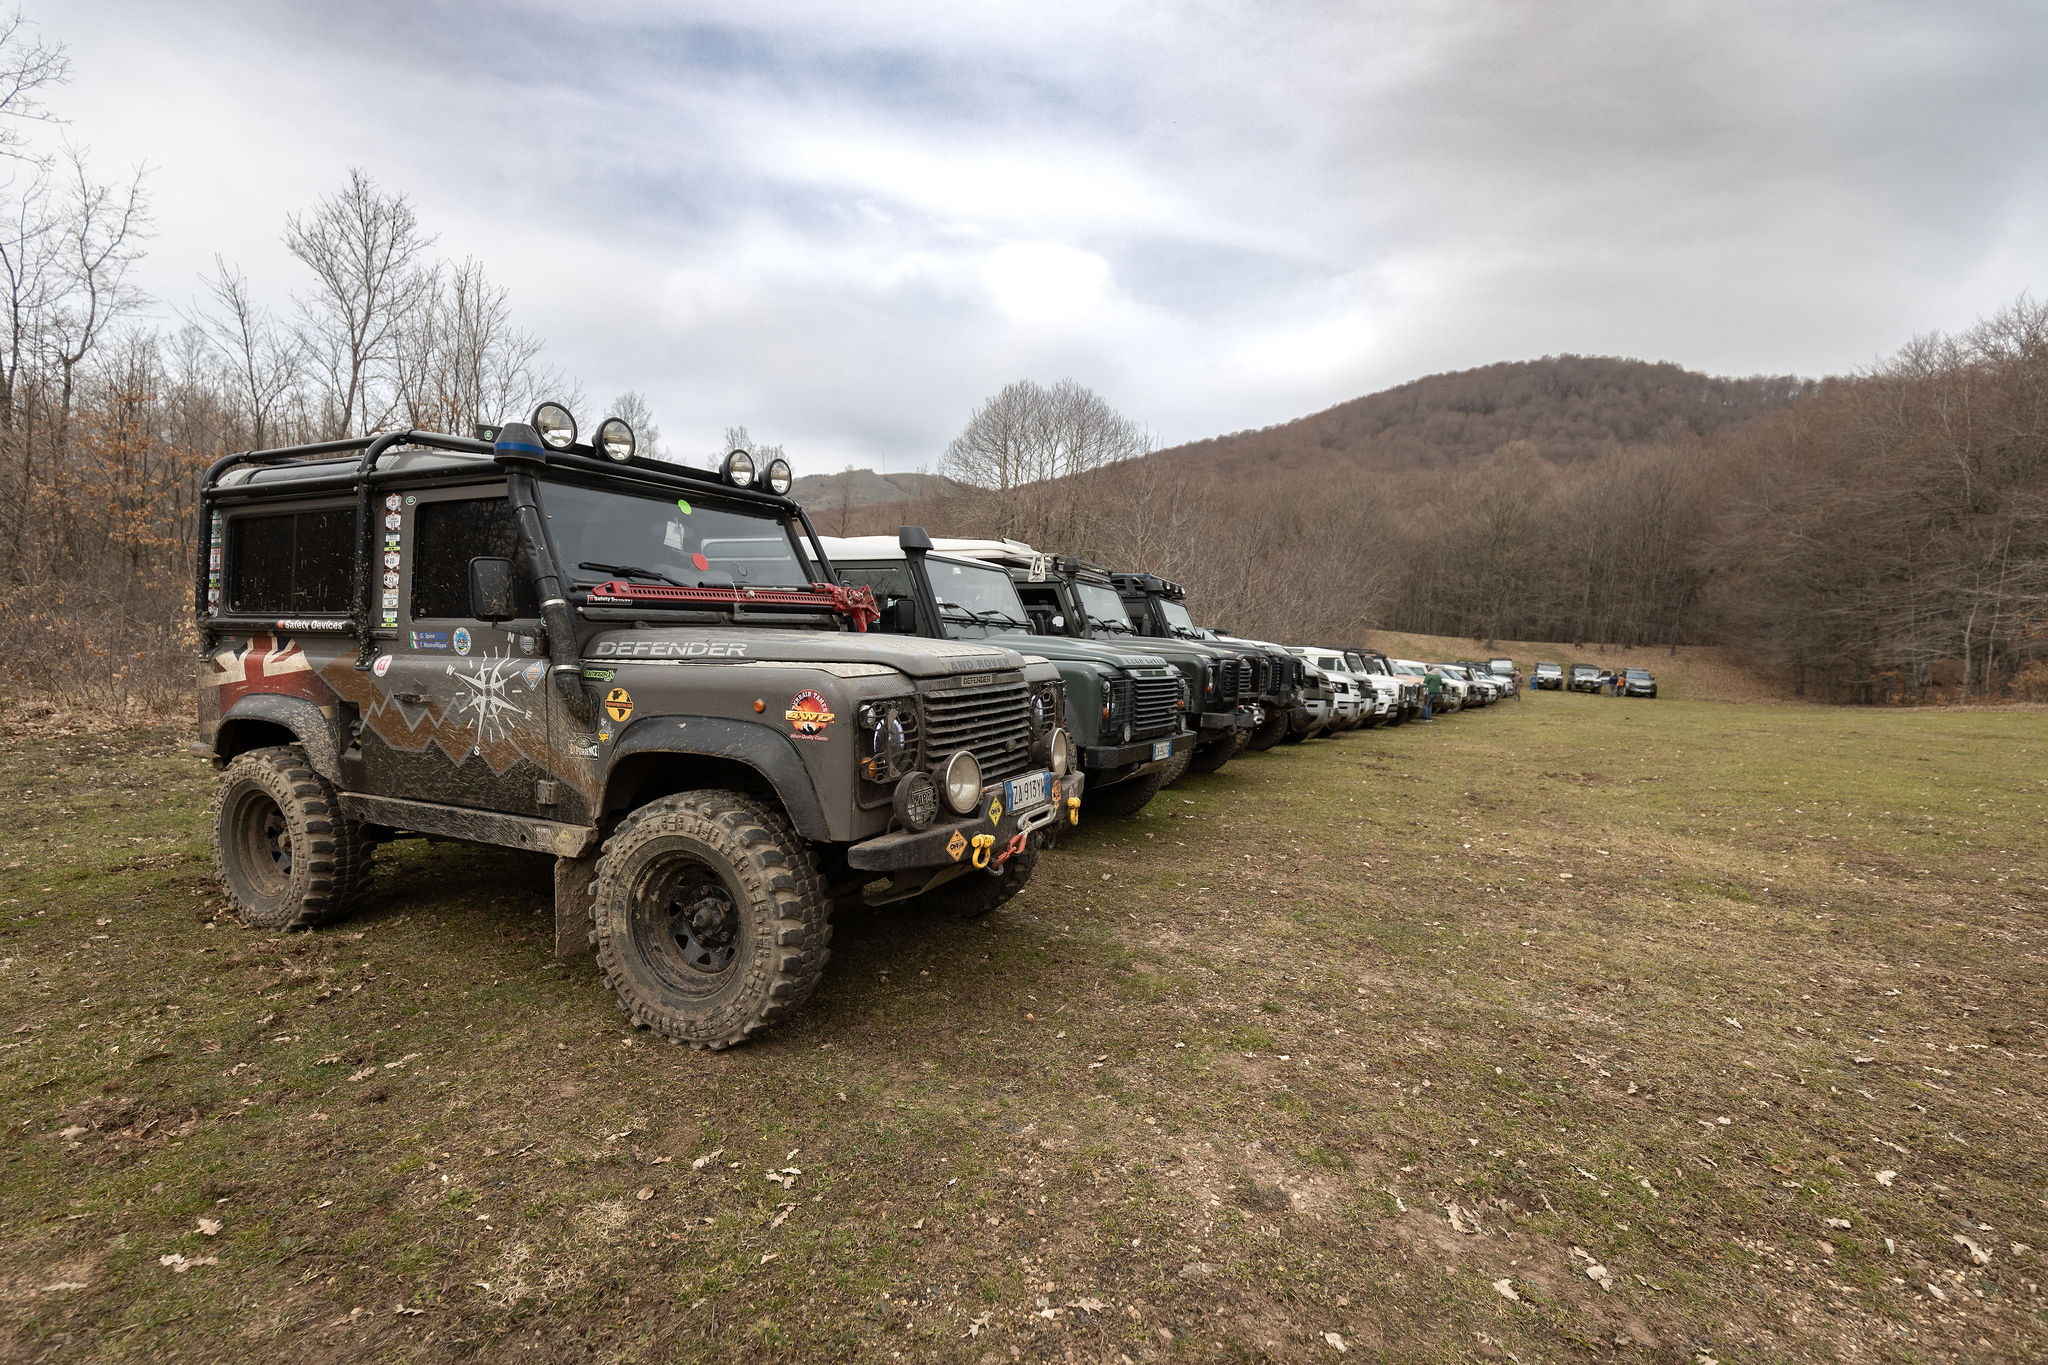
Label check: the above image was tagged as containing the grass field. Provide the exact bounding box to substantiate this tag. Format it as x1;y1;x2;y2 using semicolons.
2;693;2043;1363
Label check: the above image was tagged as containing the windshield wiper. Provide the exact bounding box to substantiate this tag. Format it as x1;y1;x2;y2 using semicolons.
1090;617;1135;634
939;600;1029;630
579;560;684;587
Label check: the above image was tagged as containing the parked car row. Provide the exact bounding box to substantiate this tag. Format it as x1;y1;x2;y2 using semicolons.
190;411;1524;1052
1534;660;1658;697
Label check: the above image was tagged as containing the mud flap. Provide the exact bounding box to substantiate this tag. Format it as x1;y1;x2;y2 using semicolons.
554;852;598;958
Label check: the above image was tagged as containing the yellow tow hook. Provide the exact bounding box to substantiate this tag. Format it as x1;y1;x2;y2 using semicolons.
970;833;996;868
1066;796;1081;826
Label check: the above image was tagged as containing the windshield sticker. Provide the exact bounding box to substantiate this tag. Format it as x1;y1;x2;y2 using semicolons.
675;499;691;514
663;520;687;551
785;690;834;740
521;660;545;690
410;630;449;652
690;552;710;572
604;687;634;723
372;654;393;678
453;627;472;656
590;639;746;659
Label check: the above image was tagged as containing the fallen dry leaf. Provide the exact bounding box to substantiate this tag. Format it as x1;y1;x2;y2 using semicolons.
1324;1330;1349;1351
691;1149;723;1170
1492;1278;1520;1302
1955;1235;1992;1265
1874;1170;1897;1187
635;1187;654;1201
196;1217;222;1236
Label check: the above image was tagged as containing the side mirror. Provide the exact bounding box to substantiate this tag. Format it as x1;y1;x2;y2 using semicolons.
469;557;518;622
887;597;917;633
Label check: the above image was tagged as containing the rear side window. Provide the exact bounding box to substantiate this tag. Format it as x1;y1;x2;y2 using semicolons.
835;563;920;632
227;508;354;614
411;497;537;620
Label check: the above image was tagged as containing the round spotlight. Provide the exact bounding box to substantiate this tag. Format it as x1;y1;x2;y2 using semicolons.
531;401;577;451
939;750;983;815
892;771;939;832
1048;728;1071;777
595;417;636;462
763;457;793;496
722;449;756;487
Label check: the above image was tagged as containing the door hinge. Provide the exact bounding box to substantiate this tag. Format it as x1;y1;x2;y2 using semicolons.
535;780;559;806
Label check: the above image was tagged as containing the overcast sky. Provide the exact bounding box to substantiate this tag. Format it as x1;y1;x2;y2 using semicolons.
37;0;2048;473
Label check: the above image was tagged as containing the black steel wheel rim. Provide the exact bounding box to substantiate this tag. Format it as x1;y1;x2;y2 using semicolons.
230;787;291;898
629;851;745;997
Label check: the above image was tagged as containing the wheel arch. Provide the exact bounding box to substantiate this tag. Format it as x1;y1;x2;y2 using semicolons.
601;718;833;841
213;694;342;784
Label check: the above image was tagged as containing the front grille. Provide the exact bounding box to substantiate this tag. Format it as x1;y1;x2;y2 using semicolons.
1131;675;1181;738
1212;661;1238;707
1236;659;1253;698
922;678;1033;782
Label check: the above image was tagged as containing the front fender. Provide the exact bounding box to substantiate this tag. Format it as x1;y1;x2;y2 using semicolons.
603;716;833;841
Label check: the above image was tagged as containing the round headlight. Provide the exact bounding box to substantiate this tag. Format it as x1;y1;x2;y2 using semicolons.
531;401;577;450
1048;728;1071;777
893;771;938;832
763;457;793;496
596;417;636;462
723;449;756;487
940;750;982;815
1030;687;1057;732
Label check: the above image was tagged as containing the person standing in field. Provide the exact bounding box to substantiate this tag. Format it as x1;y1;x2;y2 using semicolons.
1421;667;1440;721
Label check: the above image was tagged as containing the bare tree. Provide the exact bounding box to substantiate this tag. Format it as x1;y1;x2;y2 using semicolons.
0;8;67;165
392;256;554;436
193;255;299;448
941;378;1149;544
285;168;436;437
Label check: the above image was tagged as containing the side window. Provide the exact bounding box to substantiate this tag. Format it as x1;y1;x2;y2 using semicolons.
411;497;538;620
836;564;919;633
227;508;355;613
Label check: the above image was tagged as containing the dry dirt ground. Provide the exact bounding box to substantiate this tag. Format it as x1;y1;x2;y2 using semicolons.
1;692;2043;1363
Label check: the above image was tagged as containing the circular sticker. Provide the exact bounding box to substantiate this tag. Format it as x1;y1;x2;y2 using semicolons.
604;687;634;722
372;654;393;677
404;495;417;505
691;552;710;572
384;493;401;511
453;626;472;656
676;498;691;514
785;689;835;738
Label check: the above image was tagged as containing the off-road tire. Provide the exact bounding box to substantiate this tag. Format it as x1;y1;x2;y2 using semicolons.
212;745;372;931
1156;741;1194;787
1279;725;1307;745
1087;771;1165;819
592;790;830;1051
1187;727;1247;774
920;841;1039;920
1244;711;1290;751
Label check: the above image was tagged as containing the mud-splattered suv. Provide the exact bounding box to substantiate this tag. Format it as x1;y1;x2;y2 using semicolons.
195;411;1081;1050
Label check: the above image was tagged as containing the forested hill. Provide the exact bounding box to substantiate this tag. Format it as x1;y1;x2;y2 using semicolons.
1153;355;1816;478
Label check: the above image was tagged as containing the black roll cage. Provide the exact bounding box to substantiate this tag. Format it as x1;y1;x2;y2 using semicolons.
194;430;842;671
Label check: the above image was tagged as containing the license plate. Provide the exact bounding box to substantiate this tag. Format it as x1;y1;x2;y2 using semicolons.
1151;740;1172;761
1006;772;1048;810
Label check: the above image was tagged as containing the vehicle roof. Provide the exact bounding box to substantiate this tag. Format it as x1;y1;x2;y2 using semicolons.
818;536;1013;572
217;448;495;488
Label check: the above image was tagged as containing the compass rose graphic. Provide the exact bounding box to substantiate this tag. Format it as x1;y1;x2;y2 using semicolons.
447;648;532;749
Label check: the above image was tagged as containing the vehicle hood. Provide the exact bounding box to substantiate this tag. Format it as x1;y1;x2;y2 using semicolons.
583;625;1027;679
968;630;1169;672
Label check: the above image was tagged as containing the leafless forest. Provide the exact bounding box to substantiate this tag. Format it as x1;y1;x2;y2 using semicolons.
0;17;2041;710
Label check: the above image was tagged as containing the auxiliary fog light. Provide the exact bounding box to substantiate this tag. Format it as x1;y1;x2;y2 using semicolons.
763;457;793;495
940;750;983;815
893;771;939;832
531;401;577;450
722;449;756;487
596;417;636;462
1048;728;1071;777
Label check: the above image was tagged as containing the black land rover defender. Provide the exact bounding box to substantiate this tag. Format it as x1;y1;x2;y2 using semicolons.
195;409;1083;1050
1111;573;1303;752
821;532;1191;820
935;544;1254;780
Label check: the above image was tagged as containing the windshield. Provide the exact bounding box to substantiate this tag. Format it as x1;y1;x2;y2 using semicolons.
1074;580;1136;633
1537;663;1561;674
1626;669;1652;680
1573;665;1598;676
544;482;809;590
927;557;1032;637
1157;599;1198;636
